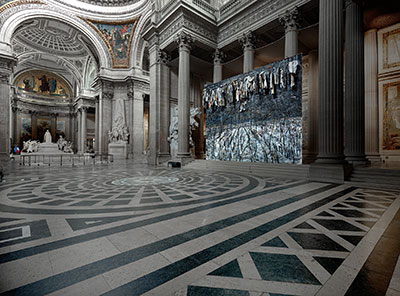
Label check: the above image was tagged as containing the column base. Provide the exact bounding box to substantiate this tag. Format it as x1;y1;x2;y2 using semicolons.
302;152;318;164
345;156;369;167
172;154;194;166
157;152;171;165
366;154;382;164
309;163;353;184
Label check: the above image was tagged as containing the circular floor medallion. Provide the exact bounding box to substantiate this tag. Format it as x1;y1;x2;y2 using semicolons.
111;176;179;186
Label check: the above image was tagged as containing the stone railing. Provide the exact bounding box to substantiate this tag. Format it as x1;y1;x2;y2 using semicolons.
18;153;113;166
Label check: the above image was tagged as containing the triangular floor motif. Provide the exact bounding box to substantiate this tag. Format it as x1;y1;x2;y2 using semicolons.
262;236;288;248
66;213;149;231
294;221;315;230
339;235;363;246
249;252;321;285
208;259;243;278
187;286;249;296
314;257;344;275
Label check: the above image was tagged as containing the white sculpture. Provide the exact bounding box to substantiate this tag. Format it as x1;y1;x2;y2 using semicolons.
44;129;52;143
23;140;39;153
168;106;179;157
108;99;129;143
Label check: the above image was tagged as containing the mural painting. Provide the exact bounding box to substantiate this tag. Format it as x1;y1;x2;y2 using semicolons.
56;120;66;140
15;70;72;99
37;118;51;143
20;117;32;143
383;81;400;150
0;0;13;7
86;18;139;68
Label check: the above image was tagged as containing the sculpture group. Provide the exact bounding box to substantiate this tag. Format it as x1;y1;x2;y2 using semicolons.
22;130;73;154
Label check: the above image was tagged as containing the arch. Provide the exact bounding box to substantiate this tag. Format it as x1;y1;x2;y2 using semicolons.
130;6;152;68
0;7;111;69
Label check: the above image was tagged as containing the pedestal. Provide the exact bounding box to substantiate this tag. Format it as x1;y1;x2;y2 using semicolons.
309;163;352;184
108;142;128;160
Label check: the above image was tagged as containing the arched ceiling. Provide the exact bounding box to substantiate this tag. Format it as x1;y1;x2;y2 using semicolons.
75;0;141;6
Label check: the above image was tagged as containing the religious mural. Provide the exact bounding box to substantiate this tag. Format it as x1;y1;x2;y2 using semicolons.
383;81;400;150
85;18;139;68
382;28;400;70
56;120;66;139
15;70;72;99
37;118;51;143
20;117;32;143
0;0;12;7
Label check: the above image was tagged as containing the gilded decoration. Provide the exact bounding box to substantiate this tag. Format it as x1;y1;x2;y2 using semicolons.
15;70;72;99
82;17;139;68
383;28;400;70
0;0;44;14
383;81;400;150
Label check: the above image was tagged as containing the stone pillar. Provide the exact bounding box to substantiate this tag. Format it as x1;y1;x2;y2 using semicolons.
30;111;38;140
50;113;57;142
81;107;87;153
280;8;300;58
133;91;145;159
0;54;16;164
77;109;82;153
345;0;367;165
213;49;225;83
95;97;100;154
176;32;193;159
305;50;319;163
310;0;347;183
159;50;171;161
239;31;256;73
127;88;134;158
364;29;380;162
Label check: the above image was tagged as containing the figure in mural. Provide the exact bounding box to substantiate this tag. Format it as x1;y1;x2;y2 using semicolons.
23;78;32;91
44;129;52;143
38;75;50;93
49;78;57;93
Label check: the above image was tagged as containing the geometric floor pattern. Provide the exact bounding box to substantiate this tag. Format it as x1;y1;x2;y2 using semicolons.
0;163;399;295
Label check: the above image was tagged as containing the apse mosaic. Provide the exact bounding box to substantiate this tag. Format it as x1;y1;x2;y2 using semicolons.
383;81;400;150
204;54;303;164
86;18;139;68
15;70;72;99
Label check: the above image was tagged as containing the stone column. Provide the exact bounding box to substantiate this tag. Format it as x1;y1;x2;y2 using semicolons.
345;0;367;165
77;109;82;153
364;29;380;162
305;50;319;163
0;54;16;164
159;50;171;160
239;31;256;73
95;79;114;155
176;32;193;159
280;8;300;58
213;49;225;83
50;113;57;142
133;91;145;159
30;111;38;140
81;107;87;153
310;0;347;183
95;97;100;154
127;88;134;158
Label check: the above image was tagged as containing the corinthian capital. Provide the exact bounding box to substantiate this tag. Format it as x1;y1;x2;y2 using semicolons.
239;31;257;50
279;7;300;32
213;49;226;64
175;32;193;51
157;49;171;64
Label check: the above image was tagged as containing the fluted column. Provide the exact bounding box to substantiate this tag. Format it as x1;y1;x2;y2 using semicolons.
11;106;19;146
213;49;225;83
306;50;319;162
77;109;82;153
364;29;380;162
316;0;345;164
95;97;100;153
50;113;57;142
280;8;300;58
345;0;367;165
159;50;171;159
176;32;193;158
81;107;87;153
239;31;256;73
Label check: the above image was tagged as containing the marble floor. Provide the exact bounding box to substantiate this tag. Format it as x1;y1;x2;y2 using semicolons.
0;162;399;296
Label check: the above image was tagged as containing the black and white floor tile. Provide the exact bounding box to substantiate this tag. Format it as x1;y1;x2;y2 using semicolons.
0;163;399;295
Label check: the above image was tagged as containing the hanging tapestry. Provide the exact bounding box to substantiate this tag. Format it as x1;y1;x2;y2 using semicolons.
204;54;302;164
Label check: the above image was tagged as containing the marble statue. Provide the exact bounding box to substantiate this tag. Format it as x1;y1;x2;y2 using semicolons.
168;106;179;157
44;129;52;143
22;140;39;153
189;107;201;148
108;99;129;143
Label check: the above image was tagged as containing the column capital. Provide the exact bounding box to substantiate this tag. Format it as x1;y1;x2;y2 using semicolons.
50;112;59;118
0;54;17;83
102;91;114;100
344;0;363;8
29;110;39;117
239;31;257;50
175;32;193;51
157;49;171;64
279;7;301;32
11;106;20;113
213;49;226;64
127;90;134;100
